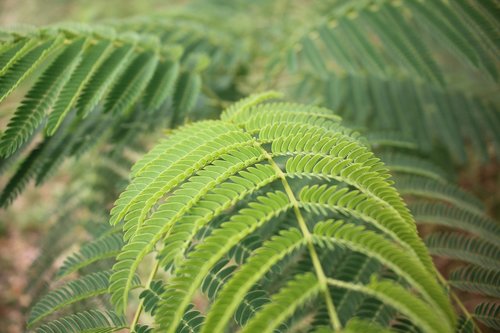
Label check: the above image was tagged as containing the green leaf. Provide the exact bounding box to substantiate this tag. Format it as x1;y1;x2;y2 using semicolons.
103;51;158;115
474;302;500;330
35;310;127;333
0;37;82;157
0;36;63;104
29;271;118;326
76;43;135;117
45;39;112;135
449;265;500;298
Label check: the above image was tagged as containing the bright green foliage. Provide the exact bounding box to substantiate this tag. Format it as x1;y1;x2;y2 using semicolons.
103;94;452;332
25;87;500;332
24;94;463;332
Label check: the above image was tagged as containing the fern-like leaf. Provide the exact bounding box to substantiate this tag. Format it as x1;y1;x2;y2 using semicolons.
106;94;454;332
425;232;500;270
474;302;500;330
35;310;127;333
29;271;115;326
449;265;500;298
138;280;165;316
410;202;500;245
0;37;83;157
57;233;124;278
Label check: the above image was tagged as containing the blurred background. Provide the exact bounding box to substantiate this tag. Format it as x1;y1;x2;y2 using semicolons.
0;0;179;25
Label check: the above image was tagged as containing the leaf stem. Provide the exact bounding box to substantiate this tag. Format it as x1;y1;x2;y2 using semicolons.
437;272;482;333
260;146;341;331
130;259;161;330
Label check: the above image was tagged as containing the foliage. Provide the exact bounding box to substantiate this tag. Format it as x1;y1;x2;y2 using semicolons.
0;0;499;332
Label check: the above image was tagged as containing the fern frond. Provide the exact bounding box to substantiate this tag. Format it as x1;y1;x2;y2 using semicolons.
355;297;396;328
379;152;450;183
201;259;238;300
0;140;47;206
0;36;64;104
128;120;227;177
312;220;453;322
138;280;165;316
35;310;127;333
451;1;499;65
449;265;500;298
473;302;500;330
99;96;455;332
408;0;498;78
28;271;131;326
28;93;462;332
196;228;306;333
143;60;180;111
109;161;280;312
57;233;124;278
44;39;112;135
234;289;272;327
155;191;295;331
170;70;202;127
326;278;452;333
394;175;485;215
75;43;136;117
103;51;158;115
299;184;433;273
0;111;78;206
156;164;278;270
228;235;261;265
341;318;394;333
0;37;83;157
455;316;475;333
0;15;249;203
410;202;500;245
0;38;38;76
425;232;500;270
175;305;205;333
220;90;283;121
272;0;499;163
240;273;322;333
329;252;380;324
109;121;252;234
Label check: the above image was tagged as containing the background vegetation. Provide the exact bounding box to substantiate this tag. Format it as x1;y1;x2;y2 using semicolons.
0;2;181;331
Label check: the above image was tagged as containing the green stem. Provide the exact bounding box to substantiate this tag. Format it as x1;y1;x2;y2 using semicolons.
260;146;341;331
130;259;161;330
437;273;482;333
